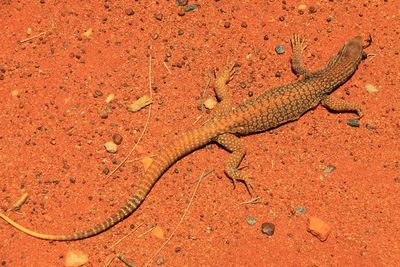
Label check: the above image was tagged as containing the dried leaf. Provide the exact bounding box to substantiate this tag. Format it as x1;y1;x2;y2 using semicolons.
127;95;152;112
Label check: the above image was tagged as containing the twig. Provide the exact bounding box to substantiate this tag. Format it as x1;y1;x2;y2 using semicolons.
11;192;29;211
18;19;54;44
163;61;172;74
239;196;262;205
106;50;154;178
110;222;145;249
138;225;156;238
144;169;213;267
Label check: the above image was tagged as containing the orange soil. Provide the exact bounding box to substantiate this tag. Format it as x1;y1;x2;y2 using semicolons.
0;1;399;266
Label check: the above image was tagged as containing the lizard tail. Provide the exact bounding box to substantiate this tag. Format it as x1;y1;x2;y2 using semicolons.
0;121;227;240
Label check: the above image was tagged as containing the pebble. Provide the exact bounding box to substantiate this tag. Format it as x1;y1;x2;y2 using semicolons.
94;90;103;98
275;45;285;54
323;164;336;175
240;82;247;89
154;13;163;21
224;21;231;28
104;141;118;153
97;109;108;119
112;134;123;145
261;222;275;236
307;216;332;241
103;168;110;175
11;90;19;97
394;177;400;184
365;83;378;93
241;21;248;28
347;119;360;127
64;250;88;267
204;98;217;109
294;206;306;215
155;256;165;265
125;8;135;16
246;216;257;226
263;34;269;41
176;0;188;6
184;5;198;12
309;6;317;14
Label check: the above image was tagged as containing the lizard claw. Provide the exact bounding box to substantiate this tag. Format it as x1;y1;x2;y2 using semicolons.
291;34;307;51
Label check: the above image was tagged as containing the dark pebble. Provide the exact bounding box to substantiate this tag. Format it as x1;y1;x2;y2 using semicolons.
94;90;103;98
178;29;184;35
298;10;304;15
152;33;159;40
103;168;110;175
154;13;163;21
261;222;275;236
241;21;247;28
130;223;135;229
175;246;182;253
263;34;269;41
0;74;4;80
394;177;400;184
275;71;282;77
69;177;76;184
224;21;231;28
326;16;332;22
176;0;188;5
40;0;45;3
112;134;123;145
248;91;253;97
347;119;360;127
240;82;247;89
309;6;317;14
0;66;5;73
365;123;375;130
125;8;135;16
184;5;198;12
275;45;285;54
279;16;285;22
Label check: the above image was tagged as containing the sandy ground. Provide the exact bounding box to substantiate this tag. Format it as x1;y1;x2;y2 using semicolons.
0;1;399;266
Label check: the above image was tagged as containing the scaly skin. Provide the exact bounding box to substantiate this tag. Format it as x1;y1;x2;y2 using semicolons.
0;35;370;240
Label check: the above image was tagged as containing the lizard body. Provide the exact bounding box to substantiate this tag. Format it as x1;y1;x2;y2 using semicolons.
0;35;370;240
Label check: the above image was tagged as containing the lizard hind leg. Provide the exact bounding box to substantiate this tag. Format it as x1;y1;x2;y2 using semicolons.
215;133;254;195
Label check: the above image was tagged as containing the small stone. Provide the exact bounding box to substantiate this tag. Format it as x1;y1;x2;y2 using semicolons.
11;90;19;97
175;246;182;253
275;45;285;54
40;0;45;4
365;83;378;93
294;206;306;215
279;16;285;22
246;216;257;226
240;82;247;89
125;8;135;16
97;109;108;119
263;34;269;41
261;222;275;236
307;216;332;241
50;139;56;145
298;4;307;10
323;164;336;175
112;134;123;145
178;29;184;35
308;6;317;14
248;91;253;97
204;98;217;109
64;250;89;267
241;21;247;28
93;90;103;98
105;93;114;103
103;168;110;175
394;177;400;184
326;16;332;22
184;5;198;12
176;0;188;6
347;119;360;127
154;13;163;21
104;141;118;153
27;28;33;35
155;256;165;265
178;9;185;16
224;21;231;28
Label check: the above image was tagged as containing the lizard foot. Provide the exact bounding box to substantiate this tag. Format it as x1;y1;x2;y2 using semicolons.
291;34;307;51
215;63;238;85
227;168;254;196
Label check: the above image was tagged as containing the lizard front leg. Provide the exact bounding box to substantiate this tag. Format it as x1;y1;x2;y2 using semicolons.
290;34;310;76
321;95;364;118
215;133;254;194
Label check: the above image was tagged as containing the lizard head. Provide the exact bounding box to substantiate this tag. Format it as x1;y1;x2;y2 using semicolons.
339;35;371;62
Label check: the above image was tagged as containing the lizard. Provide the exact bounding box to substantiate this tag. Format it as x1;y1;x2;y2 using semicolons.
0;34;371;240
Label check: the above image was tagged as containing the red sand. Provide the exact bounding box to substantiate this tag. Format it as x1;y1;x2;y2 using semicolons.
1;1;399;266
